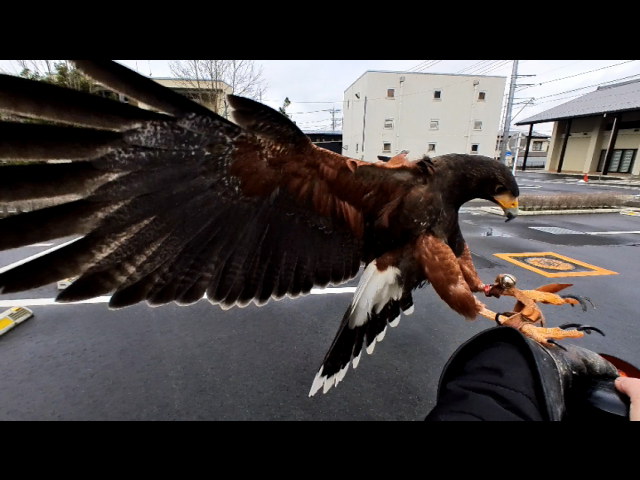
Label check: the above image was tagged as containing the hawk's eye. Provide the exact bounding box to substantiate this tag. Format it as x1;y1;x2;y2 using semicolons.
495;186;507;195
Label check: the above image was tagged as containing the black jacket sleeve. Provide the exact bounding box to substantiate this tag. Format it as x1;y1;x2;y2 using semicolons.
425;339;545;421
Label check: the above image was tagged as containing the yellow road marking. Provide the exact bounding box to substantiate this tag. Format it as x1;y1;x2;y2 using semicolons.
0;318;14;331
494;252;618;278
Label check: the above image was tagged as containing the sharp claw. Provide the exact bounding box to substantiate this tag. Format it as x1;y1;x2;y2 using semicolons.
561;294;596;312
547;339;568;351
577;325;605;337
559;323;582;330
559;323;605;337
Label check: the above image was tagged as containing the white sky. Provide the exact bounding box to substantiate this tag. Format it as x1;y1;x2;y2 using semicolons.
2;60;639;135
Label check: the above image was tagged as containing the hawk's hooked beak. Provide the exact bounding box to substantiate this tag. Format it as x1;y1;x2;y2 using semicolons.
493;193;519;222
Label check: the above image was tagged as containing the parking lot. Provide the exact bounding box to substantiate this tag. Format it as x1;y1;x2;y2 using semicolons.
1;204;639;420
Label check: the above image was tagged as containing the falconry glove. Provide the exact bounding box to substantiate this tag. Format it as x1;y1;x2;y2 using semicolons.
426;327;636;421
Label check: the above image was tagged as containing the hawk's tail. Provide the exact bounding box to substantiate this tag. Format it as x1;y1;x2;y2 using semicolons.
309;261;414;396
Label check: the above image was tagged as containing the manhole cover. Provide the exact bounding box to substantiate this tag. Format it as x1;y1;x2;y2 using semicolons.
525;257;575;271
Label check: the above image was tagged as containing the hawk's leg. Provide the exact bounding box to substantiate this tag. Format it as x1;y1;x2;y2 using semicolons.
485;275;595;312
416;235;480;319
476;306;585;346
458;244;486;293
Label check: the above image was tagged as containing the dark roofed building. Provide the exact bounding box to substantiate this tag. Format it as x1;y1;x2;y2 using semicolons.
495;130;550;169
516;80;640;176
304;131;343;154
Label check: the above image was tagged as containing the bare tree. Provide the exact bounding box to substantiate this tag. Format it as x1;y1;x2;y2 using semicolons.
169;60;267;116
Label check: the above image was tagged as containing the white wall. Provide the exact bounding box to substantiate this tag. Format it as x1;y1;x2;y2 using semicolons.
342;71;507;162
342;74;369;160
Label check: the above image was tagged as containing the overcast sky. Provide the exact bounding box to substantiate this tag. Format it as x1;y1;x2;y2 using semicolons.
2;60;639;135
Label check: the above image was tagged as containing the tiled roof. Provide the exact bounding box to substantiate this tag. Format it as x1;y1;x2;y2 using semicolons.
517;80;640;125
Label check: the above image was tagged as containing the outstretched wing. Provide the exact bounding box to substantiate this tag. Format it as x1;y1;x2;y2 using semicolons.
0;60;408;309
309;260;418;396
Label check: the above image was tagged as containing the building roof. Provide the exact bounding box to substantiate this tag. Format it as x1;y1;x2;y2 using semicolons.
151;77;232;89
302;130;342;136
516;79;640;125
344;70;507;93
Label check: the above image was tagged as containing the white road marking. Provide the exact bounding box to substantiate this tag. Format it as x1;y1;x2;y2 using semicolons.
30;243;55;247
530;227;640;236
586;231;640;235
0;296;113;308
530;226;584;235
0;238;81;275
0;287;358;308
310;287;357;295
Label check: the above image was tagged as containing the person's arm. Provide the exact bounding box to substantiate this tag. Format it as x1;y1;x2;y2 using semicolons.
615;377;640;421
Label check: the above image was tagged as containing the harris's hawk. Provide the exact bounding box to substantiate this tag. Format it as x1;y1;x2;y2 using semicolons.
0;60;577;397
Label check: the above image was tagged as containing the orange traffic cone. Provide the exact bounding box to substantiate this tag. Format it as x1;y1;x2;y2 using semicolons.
583;174;588;182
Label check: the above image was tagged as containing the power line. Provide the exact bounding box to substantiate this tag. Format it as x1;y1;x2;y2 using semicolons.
518;60;637;92
534;72;640;100
288;109;334;115
295;118;334;125
284;64;526;107
465;60;501;74
476;61;510;75
414;60;442;72
456;60;491;74
408;60;435;72
467;60;508;75
534;60;584;77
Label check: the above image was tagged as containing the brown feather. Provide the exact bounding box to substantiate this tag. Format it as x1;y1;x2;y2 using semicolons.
415;234;478;319
458;244;484;292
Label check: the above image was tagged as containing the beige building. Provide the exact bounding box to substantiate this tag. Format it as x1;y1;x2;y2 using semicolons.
95;77;233;117
342;71;507;163
516;80;640;175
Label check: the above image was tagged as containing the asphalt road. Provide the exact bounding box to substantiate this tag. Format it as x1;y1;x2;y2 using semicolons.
1;209;639;420
515;171;640;195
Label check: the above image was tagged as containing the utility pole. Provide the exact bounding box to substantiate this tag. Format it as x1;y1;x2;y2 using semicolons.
330;107;342;132
499;60;519;165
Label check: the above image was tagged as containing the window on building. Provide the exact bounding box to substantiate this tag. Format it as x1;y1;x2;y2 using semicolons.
471;144;479;154
433;90;442;100
430;119;439;130
474;120;483;131
428;143;436;153
347;100;350;109
532;141;543;151
384;118;394;129
387;89;395;98
356;143;359;153
383;142;391;153
597;149;637;174
478;91;486;101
